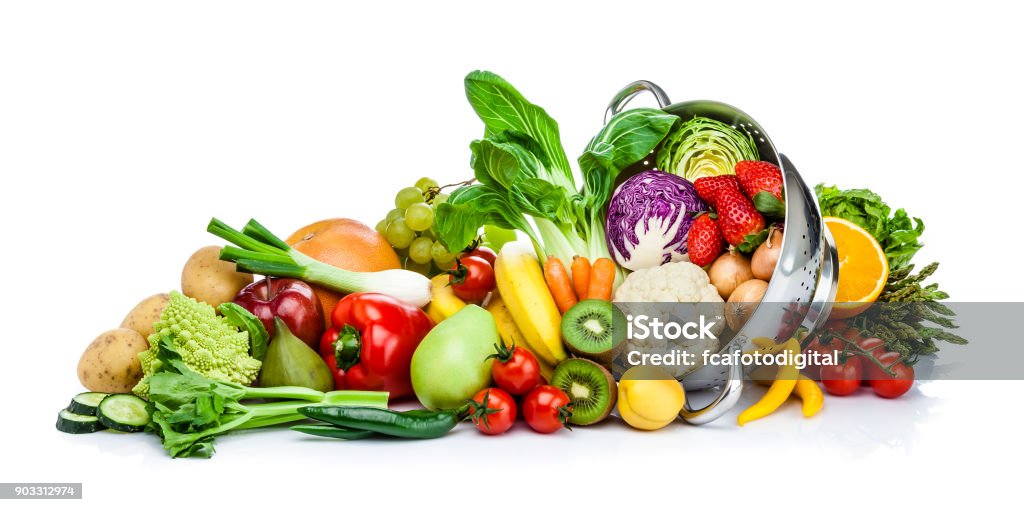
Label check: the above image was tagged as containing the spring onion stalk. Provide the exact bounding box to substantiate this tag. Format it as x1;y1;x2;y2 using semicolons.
207;218;431;307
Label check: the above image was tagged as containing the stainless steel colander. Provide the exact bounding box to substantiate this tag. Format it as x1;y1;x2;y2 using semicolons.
604;81;839;425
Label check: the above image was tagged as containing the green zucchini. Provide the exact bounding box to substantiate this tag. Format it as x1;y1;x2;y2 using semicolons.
67;392;110;416
97;394;150;432
56;410;106;434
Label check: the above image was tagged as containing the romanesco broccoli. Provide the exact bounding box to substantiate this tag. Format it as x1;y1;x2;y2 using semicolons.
132;291;261;398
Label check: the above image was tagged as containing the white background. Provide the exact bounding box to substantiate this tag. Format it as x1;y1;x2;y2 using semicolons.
1;1;1022;510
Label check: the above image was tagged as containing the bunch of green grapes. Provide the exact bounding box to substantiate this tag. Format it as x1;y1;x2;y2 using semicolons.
375;177;456;276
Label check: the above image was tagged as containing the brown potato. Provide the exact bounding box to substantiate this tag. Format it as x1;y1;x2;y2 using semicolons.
77;328;148;393
181;246;253;306
120;293;169;339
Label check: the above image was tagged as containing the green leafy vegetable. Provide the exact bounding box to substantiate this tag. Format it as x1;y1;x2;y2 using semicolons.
656;116;759;181
218;302;269;361
436;70;678;281
816;185;964;360
145;335;387;458
815;184;924;271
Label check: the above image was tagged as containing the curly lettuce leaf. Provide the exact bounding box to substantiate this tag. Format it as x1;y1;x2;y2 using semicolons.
815;184;924;271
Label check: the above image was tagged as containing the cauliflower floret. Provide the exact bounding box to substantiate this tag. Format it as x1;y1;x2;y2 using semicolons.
614;261;724;378
132;291;261;398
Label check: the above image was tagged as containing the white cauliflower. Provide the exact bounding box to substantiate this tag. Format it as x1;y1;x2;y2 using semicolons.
614;260;722;303
614;261;724;379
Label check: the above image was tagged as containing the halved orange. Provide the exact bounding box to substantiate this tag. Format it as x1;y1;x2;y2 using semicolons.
824;217;889;319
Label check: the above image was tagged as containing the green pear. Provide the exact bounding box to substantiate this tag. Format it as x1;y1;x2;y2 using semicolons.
260;318;333;392
411;305;497;410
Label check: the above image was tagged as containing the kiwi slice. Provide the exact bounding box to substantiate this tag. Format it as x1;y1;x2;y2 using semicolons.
550;358;617;425
561;299;627;365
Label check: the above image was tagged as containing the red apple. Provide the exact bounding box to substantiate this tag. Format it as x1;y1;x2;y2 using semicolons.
233;277;324;348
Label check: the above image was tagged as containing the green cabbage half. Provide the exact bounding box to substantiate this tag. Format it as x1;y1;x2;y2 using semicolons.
656;116;759;181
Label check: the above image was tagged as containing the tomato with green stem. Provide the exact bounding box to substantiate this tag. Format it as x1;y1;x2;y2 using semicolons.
821;357;863;396
468;388;516;435
486;342;541;395
464;245;497;267
865;351;914;398
447;256;495;303
522;385;572;434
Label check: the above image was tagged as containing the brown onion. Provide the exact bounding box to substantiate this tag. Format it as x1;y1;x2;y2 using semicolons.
751;229;783;281
725;279;768;331
708;252;754;300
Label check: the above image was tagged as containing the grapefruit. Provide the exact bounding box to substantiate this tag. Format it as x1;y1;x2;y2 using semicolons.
286;218;401;328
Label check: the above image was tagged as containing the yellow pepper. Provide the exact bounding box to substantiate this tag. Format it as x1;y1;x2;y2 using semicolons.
737;337;800;426
792;375;824;417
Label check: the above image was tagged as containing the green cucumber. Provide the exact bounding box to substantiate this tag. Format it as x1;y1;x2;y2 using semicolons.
67;392;110;416
97;394;149;432
56;410;106;434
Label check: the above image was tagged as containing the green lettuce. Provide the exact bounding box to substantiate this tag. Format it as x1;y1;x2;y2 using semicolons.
815;184;925;271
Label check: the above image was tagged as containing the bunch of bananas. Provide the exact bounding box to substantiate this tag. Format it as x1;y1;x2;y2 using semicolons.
425;244;565;380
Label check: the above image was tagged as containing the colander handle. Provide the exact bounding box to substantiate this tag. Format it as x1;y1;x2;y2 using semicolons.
604;80;671;123
679;358;743;425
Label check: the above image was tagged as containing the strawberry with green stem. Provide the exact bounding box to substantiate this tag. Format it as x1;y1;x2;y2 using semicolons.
735;160;785;216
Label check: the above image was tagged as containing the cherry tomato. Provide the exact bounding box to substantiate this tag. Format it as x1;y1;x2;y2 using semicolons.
821;357;863;396
448;256;496;303
488;343;541;395
464;246;497;267
469;388;516;435
862;351;900;381
864;351;915;398
854;337;886;357
522;385;572;434
849;337;886;385
802;334;844;380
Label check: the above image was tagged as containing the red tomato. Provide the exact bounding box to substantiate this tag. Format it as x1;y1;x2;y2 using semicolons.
821;357;863;396
854;337;885;354
489;343;541;395
522;385;572;434
802;335;844;380
864;351;915;398
448;256;496;303
469;388;517;435
464;246;497;267
862;351;900;381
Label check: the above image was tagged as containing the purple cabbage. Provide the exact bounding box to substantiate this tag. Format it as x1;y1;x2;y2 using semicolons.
605;170;707;271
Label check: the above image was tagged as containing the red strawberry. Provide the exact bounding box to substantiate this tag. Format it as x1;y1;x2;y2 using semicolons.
687;213;724;267
735;160;783;202
715;188;766;247
693;175;741;206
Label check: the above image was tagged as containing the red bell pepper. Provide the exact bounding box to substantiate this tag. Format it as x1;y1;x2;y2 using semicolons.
318;292;433;400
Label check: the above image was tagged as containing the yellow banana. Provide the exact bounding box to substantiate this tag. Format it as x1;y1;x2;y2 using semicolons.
493;243;567;366
486;292;554;380
425;274;466;324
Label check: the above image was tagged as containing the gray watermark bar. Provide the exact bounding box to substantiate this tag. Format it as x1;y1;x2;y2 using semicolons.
0;483;82;499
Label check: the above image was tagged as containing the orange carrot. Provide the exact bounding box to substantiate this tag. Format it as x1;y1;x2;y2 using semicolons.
571;255;591;300
544;256;577;314
587;258;616;301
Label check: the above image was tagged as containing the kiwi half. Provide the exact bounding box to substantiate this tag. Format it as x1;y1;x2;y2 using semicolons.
561;299;627;365
550;358;617;425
